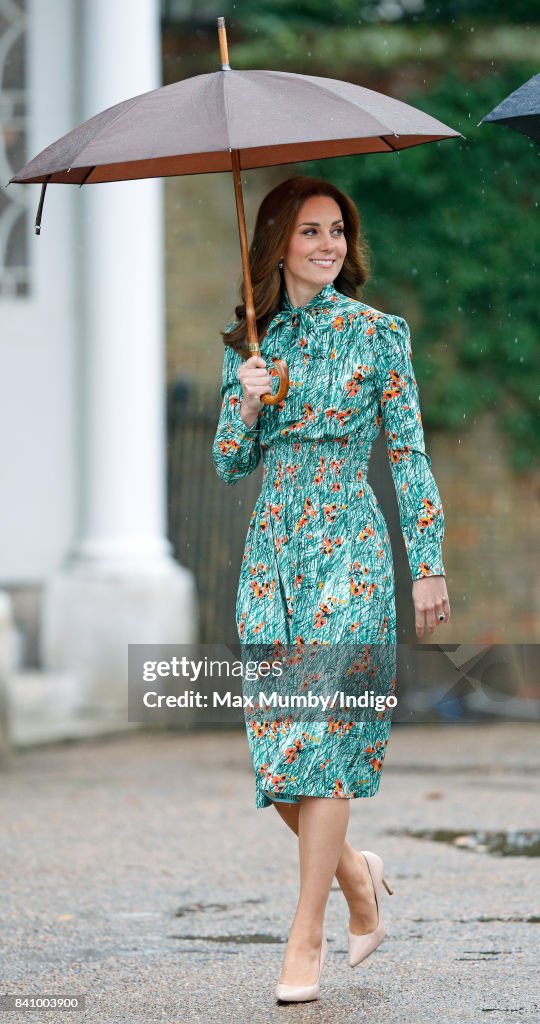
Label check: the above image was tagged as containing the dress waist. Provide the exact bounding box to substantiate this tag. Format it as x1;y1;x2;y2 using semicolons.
260;438;371;492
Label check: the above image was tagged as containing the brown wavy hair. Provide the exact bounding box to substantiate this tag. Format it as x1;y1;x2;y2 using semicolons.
221;175;370;357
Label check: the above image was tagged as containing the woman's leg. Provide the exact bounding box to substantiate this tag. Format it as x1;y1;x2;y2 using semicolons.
278;796;350;986
272;800;379;937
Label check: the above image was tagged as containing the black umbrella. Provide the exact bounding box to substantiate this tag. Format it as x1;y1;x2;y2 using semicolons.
480;73;540;145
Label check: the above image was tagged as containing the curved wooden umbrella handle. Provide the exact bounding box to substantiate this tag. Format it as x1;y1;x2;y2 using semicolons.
246;340;289;406
261;357;289;406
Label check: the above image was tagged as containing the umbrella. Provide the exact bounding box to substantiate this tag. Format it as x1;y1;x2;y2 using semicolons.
480;73;540;146
9;16;461;405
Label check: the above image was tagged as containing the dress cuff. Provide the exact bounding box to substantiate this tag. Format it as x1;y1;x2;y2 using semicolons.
410;558;446;582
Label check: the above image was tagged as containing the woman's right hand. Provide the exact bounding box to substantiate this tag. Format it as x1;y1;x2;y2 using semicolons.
238;355;273;427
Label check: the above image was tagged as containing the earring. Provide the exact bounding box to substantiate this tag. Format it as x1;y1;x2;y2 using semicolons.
278;259;283;269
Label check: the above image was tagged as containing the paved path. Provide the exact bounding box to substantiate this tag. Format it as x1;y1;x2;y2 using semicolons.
1;723;539;1023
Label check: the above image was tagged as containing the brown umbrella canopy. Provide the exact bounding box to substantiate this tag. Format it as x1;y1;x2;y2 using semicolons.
11;68;459;186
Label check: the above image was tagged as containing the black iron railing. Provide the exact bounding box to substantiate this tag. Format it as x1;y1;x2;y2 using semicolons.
167;377;263;643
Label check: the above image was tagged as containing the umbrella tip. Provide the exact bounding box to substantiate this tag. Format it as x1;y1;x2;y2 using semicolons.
217;15;232;71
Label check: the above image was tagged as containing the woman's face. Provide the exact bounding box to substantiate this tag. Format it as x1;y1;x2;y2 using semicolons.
283;194;347;294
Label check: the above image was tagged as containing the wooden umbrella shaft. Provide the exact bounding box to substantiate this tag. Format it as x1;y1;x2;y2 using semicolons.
220;17;289;407
230;148;260;357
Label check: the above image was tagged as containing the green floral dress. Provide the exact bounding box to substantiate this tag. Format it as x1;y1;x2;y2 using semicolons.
212;282;445;809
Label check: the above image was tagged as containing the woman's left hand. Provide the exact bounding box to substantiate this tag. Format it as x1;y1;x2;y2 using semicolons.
412;575;450;638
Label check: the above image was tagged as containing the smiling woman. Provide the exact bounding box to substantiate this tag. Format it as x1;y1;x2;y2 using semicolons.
221;176;369;358
212;174;450;1003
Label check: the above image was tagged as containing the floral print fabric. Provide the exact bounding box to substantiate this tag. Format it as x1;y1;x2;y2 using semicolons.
212;282;445;808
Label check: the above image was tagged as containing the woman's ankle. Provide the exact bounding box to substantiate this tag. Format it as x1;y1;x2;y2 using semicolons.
287;918;325;947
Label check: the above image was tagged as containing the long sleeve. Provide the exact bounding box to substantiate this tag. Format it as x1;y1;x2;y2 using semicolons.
372;314;445;582
212;339;262;485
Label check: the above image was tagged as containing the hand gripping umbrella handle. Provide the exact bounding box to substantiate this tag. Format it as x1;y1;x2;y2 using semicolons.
248;349;290;406
264;359;290;405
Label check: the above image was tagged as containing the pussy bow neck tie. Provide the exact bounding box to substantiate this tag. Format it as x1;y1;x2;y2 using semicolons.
264;282;338;350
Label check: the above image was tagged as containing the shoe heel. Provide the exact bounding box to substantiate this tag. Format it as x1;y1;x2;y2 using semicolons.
382;876;394;896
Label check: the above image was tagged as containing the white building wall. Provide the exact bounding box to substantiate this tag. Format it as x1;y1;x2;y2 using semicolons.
0;0;77;582
1;0;196;716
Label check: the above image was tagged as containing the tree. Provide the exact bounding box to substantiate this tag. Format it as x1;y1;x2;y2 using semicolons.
301;66;539;468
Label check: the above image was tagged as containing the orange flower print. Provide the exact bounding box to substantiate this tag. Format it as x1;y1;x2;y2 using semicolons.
323;502;339;523
217;438;239;455
295;497;317;532
285;738;304;763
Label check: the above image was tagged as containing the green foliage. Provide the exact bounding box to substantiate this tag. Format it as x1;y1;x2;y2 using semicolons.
224;0;540;31
413;1;539;25
300;67;539;469
229;0;365;32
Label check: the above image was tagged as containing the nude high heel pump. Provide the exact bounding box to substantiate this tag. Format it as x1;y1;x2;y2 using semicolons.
348;850;394;968
275;936;328;1003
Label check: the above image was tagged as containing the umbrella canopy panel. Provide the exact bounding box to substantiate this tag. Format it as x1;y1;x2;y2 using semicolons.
10;68;461;186
481;73;540;145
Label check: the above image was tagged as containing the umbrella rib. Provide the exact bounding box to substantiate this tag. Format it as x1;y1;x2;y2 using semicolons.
79;166;96;186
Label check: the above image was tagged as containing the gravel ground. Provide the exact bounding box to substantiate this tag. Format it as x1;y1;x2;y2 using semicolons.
0;722;539;1024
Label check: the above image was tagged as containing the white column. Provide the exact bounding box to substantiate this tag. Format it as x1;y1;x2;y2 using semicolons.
75;0;170;569
41;0;196;719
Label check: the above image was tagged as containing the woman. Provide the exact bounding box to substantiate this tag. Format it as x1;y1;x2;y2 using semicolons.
212;176;450;1003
